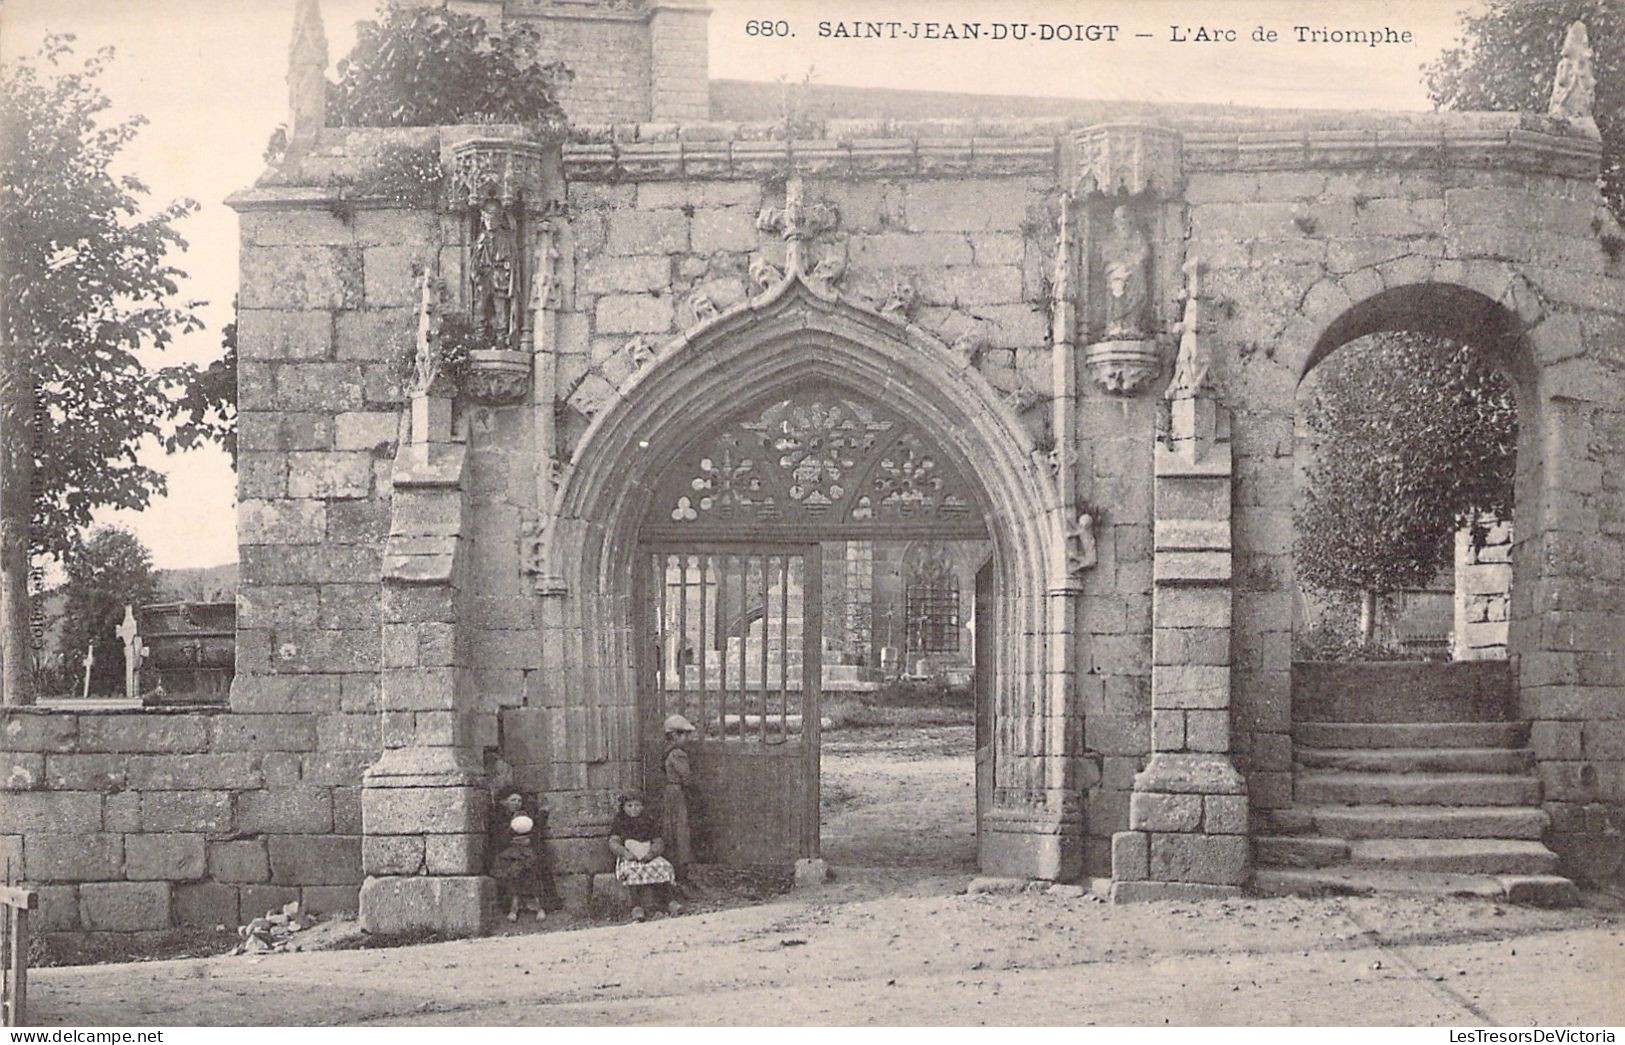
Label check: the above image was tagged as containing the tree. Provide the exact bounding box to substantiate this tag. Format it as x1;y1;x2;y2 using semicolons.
2;36;237;703
164;309;239;466
1295;333;1518;643
326;4;572;129
2;36;237;561
1427;0;1623;222
59;526;159;697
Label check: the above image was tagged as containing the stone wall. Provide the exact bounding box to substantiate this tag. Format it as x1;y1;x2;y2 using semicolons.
1455;520;1512;660
6;105;1622;931
456;0;711;124
1;707;365;936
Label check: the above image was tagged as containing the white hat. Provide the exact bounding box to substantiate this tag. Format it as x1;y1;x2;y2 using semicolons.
664;713;697;734
509;814;534;834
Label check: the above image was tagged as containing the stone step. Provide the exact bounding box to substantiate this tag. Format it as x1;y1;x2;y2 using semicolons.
1255;835;1349;868
1307;804;1548;840
1295;746;1533;774
1296;771;1541;807
1347;838;1560;875
1252;867;1578;907
1294;721;1528;750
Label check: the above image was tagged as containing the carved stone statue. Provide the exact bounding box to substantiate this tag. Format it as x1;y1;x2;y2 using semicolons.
412;262;444;397
1548;21;1599;138
1166;257;1213;400
472;197;518;339
1067;511;1097;575
880;279;918;323
1101;205;1151;339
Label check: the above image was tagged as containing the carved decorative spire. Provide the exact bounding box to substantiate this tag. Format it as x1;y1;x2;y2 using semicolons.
287;0;328;146
1548;20;1600;139
1165;257;1214;400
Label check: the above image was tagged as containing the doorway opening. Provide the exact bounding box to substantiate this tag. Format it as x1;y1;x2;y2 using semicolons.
636;383;994;873
816;537;991;875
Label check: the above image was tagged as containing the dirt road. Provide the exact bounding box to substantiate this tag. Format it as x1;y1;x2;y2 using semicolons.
29;882;1623;1025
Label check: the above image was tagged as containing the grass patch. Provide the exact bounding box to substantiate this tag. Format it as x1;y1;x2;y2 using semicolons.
32;928;239;968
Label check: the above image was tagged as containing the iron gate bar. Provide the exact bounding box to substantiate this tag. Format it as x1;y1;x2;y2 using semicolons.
780;555;790;741
760;555;769;742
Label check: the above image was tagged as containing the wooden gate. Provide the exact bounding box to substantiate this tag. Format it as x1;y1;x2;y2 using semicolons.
640;545;822;865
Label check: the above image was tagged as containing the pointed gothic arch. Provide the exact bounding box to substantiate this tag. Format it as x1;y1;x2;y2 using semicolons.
544;272;1085;877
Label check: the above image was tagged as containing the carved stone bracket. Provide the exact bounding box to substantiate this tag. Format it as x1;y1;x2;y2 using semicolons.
463;349;531;406
1085;340;1163;396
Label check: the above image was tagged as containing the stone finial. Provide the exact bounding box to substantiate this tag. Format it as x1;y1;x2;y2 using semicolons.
287;0;328;146
1166;257;1214;400
757;175;839;275
1548;21;1600;139
412;259;444;398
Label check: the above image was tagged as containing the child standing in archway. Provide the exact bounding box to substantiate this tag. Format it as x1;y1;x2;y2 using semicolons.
662;713;697;882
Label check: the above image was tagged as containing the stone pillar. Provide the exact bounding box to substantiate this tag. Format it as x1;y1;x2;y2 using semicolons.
647;2;710;121
359;434;493;934
1112;395;1250;901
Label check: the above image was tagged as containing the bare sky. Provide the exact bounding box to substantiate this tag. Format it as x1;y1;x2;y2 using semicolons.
0;0;1475;569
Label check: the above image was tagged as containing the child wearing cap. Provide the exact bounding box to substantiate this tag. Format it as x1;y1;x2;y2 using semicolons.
609;791;681;921
661;713;697;881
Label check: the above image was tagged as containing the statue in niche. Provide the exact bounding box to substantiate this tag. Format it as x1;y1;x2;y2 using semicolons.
1100;204;1151;340
1548;21;1599;137
472;196;518;340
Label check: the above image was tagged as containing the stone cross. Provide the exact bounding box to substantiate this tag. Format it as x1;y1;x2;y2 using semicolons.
116;605;147;701
79;643;94;701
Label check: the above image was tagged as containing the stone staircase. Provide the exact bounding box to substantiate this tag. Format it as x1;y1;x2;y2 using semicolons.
1252;662;1578;906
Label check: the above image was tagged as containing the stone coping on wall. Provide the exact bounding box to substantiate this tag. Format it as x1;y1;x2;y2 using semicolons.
4;703;232;717
228;108;1601;209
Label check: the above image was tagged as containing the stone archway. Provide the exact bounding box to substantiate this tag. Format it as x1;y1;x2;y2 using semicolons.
542;271;1084;878
1292;281;1544;673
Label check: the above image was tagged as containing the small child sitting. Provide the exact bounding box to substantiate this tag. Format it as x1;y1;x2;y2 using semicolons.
609;791;682;921
491;812;547;922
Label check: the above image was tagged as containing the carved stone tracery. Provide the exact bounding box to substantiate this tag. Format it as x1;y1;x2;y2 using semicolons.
646;388;983;536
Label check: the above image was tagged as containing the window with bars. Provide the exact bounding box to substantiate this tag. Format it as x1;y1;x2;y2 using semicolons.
905;582;959;654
